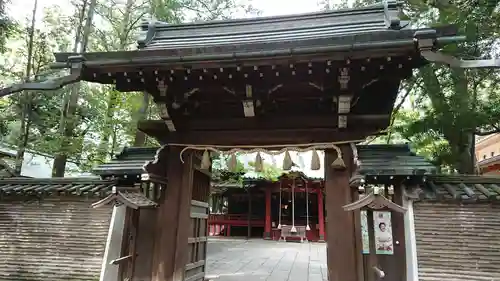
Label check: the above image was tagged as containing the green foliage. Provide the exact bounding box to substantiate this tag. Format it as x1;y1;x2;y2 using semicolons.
348;0;500;173
212;153;247;183
0;0;260;175
247;160;283;181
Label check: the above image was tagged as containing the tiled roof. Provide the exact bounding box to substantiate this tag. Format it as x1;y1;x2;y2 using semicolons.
137;1;405;51
93;147;158;177
106;144;436;181
0;159;16;178
357;144;436;176
0;178;117;197
417;175;500;202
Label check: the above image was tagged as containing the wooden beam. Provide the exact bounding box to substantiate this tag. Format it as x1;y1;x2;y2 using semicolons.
139;114;389;132
144;128;382;146
157;103;177;132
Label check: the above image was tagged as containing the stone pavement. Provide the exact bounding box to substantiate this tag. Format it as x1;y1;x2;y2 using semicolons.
206;238;327;281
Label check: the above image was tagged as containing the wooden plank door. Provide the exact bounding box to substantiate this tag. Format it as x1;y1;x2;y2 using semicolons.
184;154;211;281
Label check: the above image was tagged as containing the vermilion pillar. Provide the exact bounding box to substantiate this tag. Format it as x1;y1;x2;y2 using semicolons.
264;186;272;239
317;187;325;242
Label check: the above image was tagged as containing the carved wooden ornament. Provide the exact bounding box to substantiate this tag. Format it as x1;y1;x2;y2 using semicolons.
91;186;157;209
343;191;407;213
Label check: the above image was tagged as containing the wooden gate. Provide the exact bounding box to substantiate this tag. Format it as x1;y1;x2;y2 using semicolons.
185;200;209;281
184;152;211;281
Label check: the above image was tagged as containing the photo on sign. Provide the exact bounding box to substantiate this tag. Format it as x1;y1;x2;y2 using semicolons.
374;211;393;255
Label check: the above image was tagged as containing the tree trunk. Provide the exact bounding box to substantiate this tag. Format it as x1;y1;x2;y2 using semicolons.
15;0;38;175
133;92;150;146
98;0;135;158
52;0;95;177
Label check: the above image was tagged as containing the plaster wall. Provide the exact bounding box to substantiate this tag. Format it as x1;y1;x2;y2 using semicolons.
476;134;500;162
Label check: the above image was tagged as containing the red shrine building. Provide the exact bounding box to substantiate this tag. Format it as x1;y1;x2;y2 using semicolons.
476;134;500;175
208;144;437;242
210;172;326;241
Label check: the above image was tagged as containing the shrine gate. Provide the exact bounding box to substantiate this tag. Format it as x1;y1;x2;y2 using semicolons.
1;1;499;281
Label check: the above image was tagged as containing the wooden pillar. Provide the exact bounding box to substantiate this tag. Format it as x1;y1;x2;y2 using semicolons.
317;187;325;242
324;146;357;281
150;146;194;281
99;205;127;281
264;186;272;239
403;197;419;281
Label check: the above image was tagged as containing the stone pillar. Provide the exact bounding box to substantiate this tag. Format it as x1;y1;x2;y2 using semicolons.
99;205;127;281
317;188;325;242
264;186;272;239
324;146;357;281
403;198;419;281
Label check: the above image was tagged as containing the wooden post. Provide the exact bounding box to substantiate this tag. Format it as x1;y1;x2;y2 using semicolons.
264;185;272;239
150;146;194;281
324;146;357;281
99;205;127;281
317;187;325;242
247;189;252;239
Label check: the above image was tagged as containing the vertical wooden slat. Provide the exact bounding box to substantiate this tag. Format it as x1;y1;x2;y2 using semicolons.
126;209;140;279
173;151;196;281
392;185;407;281
119;207;133;280
352;189;365;281
366;210;377;281
133;208;158;281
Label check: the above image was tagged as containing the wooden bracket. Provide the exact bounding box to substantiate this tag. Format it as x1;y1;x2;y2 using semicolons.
0;55;84;98
109;254;136;265
415;30;500;69
343;191;407;213
242;84;255;117
349;174;365;188
402;185;423;200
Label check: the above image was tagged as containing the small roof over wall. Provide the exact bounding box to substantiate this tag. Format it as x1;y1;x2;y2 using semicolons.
357;144;436;176
93;146;159;178
415;175;500;202
101;144;436;180
0;177;117;198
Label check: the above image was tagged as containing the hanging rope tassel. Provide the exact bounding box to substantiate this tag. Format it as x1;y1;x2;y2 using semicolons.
227;153;237;172
283;150;293;170
331;145;346;170
201;150;211;170
310;149;320;170
277;181;282;230
255;152;263;172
